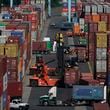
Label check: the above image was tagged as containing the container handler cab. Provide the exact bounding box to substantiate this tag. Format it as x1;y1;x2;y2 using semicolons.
29;55;60;87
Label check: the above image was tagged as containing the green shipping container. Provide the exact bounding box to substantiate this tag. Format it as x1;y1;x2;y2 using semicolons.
79;38;87;45
84;24;88;32
46;41;52;50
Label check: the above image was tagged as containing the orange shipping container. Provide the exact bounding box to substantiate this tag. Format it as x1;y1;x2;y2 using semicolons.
92;14;100;23
74;24;80;34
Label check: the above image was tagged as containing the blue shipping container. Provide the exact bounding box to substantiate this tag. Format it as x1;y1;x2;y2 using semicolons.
11;31;24;44
2;90;7;109
72;85;104;100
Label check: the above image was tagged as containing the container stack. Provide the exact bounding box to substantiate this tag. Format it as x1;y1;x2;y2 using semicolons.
81;1;110;84
0;2;45;109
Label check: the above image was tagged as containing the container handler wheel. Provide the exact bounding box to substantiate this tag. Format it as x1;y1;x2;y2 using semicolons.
30;79;38;87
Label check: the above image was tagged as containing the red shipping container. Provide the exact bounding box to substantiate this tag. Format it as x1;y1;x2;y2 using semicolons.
84;15;92;23
7;36;20;45
32;41;47;51
22;14;28;21
28;13;37;21
100;14;108;22
108;14;110;30
0;56;7;80
7;57;18;69
0;80;3;96
89;22;98;33
31;21;37;31
64;68;80;86
93;103;110;110
7;69;18;82
7;82;22;98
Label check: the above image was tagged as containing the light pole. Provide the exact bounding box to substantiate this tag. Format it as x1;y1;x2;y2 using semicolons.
48;0;51;17
10;0;13;8
68;0;71;23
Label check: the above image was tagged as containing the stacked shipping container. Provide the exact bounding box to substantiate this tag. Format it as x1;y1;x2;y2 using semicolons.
0;3;44;109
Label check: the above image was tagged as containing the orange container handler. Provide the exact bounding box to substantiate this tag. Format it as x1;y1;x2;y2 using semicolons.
92;14;100;23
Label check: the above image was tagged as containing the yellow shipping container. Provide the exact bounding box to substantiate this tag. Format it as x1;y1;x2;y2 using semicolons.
0;44;5;55
96;33;107;48
98;21;107;32
5;44;18;57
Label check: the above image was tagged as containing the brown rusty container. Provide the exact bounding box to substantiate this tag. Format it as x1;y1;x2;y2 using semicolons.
93;103;110;110
89;22;98;33
64;67;80;86
100;13;108;22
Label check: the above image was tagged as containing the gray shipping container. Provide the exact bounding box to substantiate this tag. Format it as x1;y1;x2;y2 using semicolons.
72;85;104;100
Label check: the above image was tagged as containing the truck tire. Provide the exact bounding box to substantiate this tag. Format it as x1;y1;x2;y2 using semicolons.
30;80;38;87
19;107;23;110
43;101;49;106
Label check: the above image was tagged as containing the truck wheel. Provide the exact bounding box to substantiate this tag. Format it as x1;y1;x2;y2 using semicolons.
43;101;49;106
30;80;38;87
19;107;23;110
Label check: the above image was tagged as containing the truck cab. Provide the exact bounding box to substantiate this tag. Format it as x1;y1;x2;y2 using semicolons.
39;86;57;106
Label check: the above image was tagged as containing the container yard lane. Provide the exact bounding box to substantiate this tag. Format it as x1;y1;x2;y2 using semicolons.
22;6;93;110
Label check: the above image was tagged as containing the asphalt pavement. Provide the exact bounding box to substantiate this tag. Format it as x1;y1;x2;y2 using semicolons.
22;7;93;110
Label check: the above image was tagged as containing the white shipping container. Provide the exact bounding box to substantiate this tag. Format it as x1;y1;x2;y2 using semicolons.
85;5;91;13
106;6;110;13
2;30;12;36
79;18;84;25
92;5;97;14
3;73;8;92
96;60;107;72
96;48;107;60
97;5;103;13
68;37;74;46
31;31;37;42
103;5;108;13
0;35;8;44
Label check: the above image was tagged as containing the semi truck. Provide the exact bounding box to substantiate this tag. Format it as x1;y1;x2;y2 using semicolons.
39;85;106;106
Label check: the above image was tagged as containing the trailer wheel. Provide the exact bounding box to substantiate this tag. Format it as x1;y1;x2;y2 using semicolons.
43;101;49;106
30;79;38;87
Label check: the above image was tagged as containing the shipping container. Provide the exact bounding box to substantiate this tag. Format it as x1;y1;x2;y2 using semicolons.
84;15;92;23
96;60;107;72
89;22;98;33
93;103;110;110
0;44;5;56
91;5;98;14
98;21;107;32
96;33;107;48
0;80;3;96
32;41;51;54
64;68;80;87
72;85;104;100
7;82;22;99
100;14;108;22
7;69;18;82
92;14;100;23
0;35;8;44
96;48;107;60
5;44;19;57
0;56;7;80
11;30;25;44
97;5;104;13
